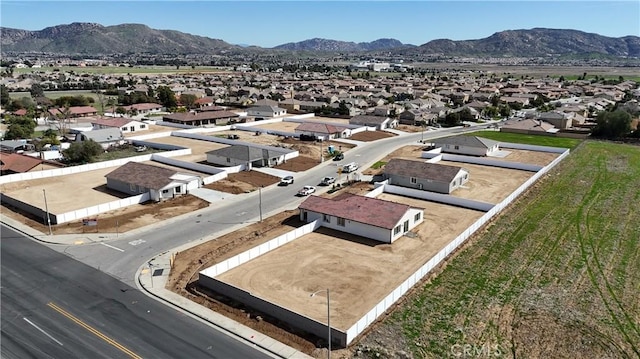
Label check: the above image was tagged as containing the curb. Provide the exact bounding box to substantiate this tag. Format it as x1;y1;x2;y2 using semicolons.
135;257;311;359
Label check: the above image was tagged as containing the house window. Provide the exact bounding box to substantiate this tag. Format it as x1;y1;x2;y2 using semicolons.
140;124;146;129
410;177;417;184
175;186;182;193
414;213;421;222
130;126;135;132
129;183;137;192
226;158;231;163
323;214;331;223
162;189;169;194
454;145;460;150
122;127;127;131
394;225;401;235
337;217;345;226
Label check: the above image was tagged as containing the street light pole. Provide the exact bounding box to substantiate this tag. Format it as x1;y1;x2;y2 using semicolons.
259;186;263;222
311;289;331;358
42;189;53;235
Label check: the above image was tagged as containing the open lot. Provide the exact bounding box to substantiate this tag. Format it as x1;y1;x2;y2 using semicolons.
215;201;482;331
357;141;640;358
0;167;123;213
489;148;560;166
145;135;228;162
440;161;535;203
124;123;177;138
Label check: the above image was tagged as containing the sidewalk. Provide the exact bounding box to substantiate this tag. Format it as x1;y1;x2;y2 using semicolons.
1;216;313;359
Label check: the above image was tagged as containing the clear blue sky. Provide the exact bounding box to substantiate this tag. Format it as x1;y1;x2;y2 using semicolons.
2;1;639;48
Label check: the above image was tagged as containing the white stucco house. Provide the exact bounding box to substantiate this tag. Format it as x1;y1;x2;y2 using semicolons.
104;162;201;202
432;136;500;157
246;105;287;118
298;193;424;243
383;158;470;194
91;117;148;134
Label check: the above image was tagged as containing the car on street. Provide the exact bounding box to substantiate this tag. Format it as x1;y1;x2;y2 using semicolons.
320;176;336;186
297;185;316;196
279;175;294;186
333;153;344;161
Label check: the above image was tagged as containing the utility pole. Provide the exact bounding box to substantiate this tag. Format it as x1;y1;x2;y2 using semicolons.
42;189;53;235
259;186;263;222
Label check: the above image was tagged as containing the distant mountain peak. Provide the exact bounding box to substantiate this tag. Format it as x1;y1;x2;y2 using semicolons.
273;38;410;51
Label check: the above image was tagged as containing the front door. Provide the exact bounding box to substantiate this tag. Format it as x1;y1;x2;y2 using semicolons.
403;220;409;232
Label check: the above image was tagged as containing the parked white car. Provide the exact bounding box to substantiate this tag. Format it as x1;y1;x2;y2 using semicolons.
320;176;336;186
297;185;316;196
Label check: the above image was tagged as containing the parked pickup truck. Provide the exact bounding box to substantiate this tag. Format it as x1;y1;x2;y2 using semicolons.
320;176;336;186
341;162;359;173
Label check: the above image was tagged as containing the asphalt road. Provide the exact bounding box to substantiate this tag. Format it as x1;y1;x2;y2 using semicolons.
60;126;486;285
0;224;273;359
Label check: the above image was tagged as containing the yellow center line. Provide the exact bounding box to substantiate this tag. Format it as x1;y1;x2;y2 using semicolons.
47;302;142;359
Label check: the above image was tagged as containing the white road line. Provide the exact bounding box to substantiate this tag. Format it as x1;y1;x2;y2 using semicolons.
23;317;64;346
100;242;125;252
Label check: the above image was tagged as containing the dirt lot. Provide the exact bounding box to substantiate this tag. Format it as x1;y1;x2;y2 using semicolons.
1;194;209;235
214;204;484;331
349;131;396;142
124;124;178;138
144;135;228;162
203;171;281;194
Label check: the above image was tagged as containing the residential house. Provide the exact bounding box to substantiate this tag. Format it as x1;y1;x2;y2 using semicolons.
294;122;352;140
433;136;500;157
298;193;424;244
104;162;201;202
537;111;574;130
76;128;125;150
246;105;287;119
91;117;148;134
349;115;398;130
0;140;35;153
500;118;559;135
383;158;469;194
206;145;289;168
398;109;438;126
48;106;98;119
163;111;240;126
121;103;164;115
0;152;64;175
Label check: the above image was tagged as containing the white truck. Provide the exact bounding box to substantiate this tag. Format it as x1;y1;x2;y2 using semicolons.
341;162;359;173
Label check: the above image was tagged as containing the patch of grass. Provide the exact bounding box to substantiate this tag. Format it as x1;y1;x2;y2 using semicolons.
467;130;583;149
384;141;640;358
371;161;387;169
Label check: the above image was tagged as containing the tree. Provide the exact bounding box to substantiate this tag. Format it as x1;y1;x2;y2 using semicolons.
4;115;36;140
1;84;10;108
30;83;45;98
156;86;177;108
592;110;632;139
180;94;198;110
62;140;103;164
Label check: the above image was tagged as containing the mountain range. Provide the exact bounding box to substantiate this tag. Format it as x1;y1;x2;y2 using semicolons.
1;22;638;58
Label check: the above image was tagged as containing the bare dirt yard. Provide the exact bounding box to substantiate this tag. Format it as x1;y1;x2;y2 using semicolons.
124;124;178;138
1;194;209;235
203;171;281;194
349;131;396;142
143;135;228;162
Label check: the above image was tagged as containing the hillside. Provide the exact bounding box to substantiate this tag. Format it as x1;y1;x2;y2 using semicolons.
398;28;640;58
0;22;240;55
1;24;638;58
273;38;411;51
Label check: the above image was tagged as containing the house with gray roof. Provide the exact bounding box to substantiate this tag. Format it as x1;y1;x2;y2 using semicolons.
246;105;287;118
298;193;424;243
205;145;289;168
432;136;500;157
349;115;397;130
76;128;125;150
294;122;352;140
104;162;201;202
383;158;469;194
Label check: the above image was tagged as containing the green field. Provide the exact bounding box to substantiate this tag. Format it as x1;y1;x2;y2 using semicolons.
361;141;640;358
468;130;583;149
